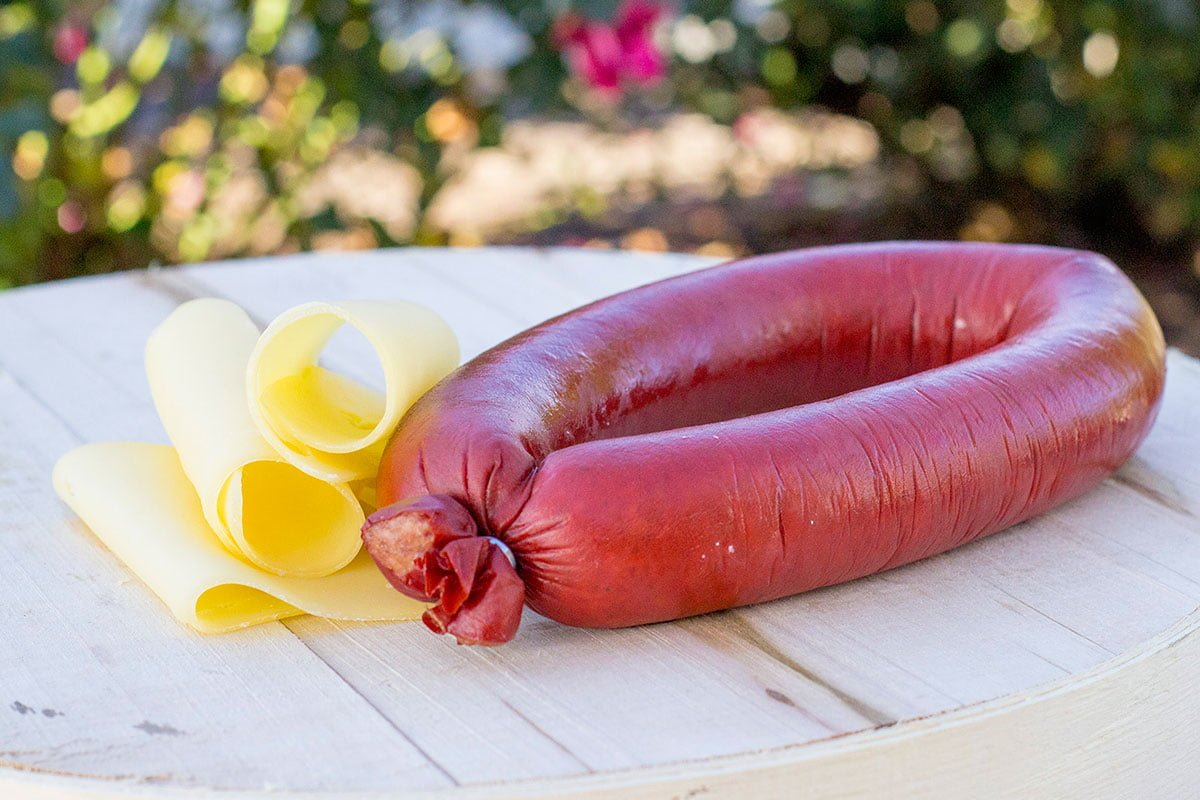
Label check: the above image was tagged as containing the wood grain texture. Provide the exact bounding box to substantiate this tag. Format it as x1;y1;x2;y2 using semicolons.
0;247;1198;798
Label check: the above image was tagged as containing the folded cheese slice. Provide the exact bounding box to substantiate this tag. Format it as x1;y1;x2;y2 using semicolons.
53;442;427;633
247;301;459;483
146;299;364;577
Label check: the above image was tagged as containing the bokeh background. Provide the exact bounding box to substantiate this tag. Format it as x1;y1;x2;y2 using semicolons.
3;0;1199;348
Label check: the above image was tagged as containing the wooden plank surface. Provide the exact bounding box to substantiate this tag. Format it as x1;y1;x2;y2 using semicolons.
0;247;1198;797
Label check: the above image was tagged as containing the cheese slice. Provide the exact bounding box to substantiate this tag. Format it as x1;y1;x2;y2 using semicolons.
53;442;427;633
247;301;459;483
146;299;364;577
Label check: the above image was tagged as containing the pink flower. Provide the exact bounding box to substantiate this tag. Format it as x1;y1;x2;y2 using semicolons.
615;0;666;83
732;111;760;144
555;0;667;97
53;24;89;65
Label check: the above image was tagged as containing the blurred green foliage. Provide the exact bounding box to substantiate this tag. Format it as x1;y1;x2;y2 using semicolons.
1;0;1197;287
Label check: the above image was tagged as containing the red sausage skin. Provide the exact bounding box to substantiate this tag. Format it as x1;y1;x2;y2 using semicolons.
362;243;1166;645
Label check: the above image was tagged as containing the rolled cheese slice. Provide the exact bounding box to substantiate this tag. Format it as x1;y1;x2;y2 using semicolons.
54;442;427;633
146;299;363;577
247;301;459;483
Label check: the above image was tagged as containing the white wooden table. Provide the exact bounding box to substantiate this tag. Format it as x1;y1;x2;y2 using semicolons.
1;247;1199;799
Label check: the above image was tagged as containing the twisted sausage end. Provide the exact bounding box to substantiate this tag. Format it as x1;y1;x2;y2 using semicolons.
362;494;525;645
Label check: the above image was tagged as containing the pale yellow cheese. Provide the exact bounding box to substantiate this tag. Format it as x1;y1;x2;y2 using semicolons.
145;299;364;577
247;301;459;483
53;442;427;633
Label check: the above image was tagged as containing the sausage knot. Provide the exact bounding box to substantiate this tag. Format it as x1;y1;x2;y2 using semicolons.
362;494;525;645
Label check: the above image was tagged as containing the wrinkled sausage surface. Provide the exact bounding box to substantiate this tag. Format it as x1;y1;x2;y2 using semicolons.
363;243;1166;645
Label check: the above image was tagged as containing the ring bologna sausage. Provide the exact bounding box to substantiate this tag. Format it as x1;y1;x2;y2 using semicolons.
362;242;1166;645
